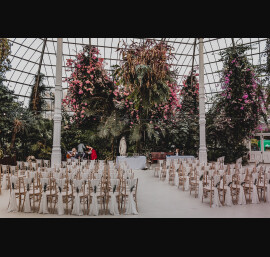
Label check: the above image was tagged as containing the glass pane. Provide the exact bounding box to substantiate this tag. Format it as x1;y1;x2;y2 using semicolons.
251;136;261;151
263;136;270;151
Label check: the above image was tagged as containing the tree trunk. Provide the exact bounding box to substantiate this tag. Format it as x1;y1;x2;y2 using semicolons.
10;130;17;150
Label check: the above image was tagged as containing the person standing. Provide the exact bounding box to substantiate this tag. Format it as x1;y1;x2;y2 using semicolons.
77;143;86;159
89;146;97;160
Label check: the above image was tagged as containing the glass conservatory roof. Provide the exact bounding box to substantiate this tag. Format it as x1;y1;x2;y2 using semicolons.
4;38;268;117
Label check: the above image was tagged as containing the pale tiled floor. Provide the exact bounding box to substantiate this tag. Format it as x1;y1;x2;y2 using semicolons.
1;163;270;218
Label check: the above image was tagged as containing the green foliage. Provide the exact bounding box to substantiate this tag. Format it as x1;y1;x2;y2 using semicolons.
112;39;180;153
29;73;47;115
178;70;200;156
0;38;11;76
206;45;267;163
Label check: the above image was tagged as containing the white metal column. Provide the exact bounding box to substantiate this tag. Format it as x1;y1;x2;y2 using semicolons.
198;38;207;164
261;133;265;163
51;38;63;167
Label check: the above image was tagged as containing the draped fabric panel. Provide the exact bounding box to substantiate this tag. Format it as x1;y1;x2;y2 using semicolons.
39;178;49;214
125;179;138;215
8;176;18;212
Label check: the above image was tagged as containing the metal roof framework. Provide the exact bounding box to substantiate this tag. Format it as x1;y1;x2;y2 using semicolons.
4;38;268;118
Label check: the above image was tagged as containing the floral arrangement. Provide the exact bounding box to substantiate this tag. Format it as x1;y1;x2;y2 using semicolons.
206;45;268;162
62;45;115;124
180;68;199;116
112;39;181;148
176;69;200;156
216;46;267;136
0;38;11;76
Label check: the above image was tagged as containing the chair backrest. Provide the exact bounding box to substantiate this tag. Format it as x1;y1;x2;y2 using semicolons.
1;165;8;174
109;178;120;194
43;160;50;167
36;159;42;167
9;175;19;191
17;161;24;169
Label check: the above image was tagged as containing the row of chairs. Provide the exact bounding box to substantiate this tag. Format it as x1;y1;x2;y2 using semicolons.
4;159;139;216
8;174;138;215
155;159;270;207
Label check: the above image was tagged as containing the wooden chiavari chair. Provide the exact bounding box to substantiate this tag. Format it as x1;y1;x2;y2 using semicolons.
178;165;188;191
189;167;200;197
256;171;266;202
202;173;215;207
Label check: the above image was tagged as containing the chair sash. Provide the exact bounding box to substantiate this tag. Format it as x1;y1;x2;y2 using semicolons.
23;177;32;213
125;178;138;215
89;179;100;216
184;174;189;191
41;171;49;178
251;184;259;204
266;184;270;203
55;178;66;215
109;179;120;215
212;186;222;208
165;169;169;183
224;185;232;206
174;172;179;187
110;173;118;179
2;173;7;190
8;176;18;212
71;179;83;216
39;178;49;214
238;185;246;205
198;180;203;199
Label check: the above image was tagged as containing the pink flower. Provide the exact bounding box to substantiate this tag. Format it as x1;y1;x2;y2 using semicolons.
242;94;248;100
78;90;83;94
